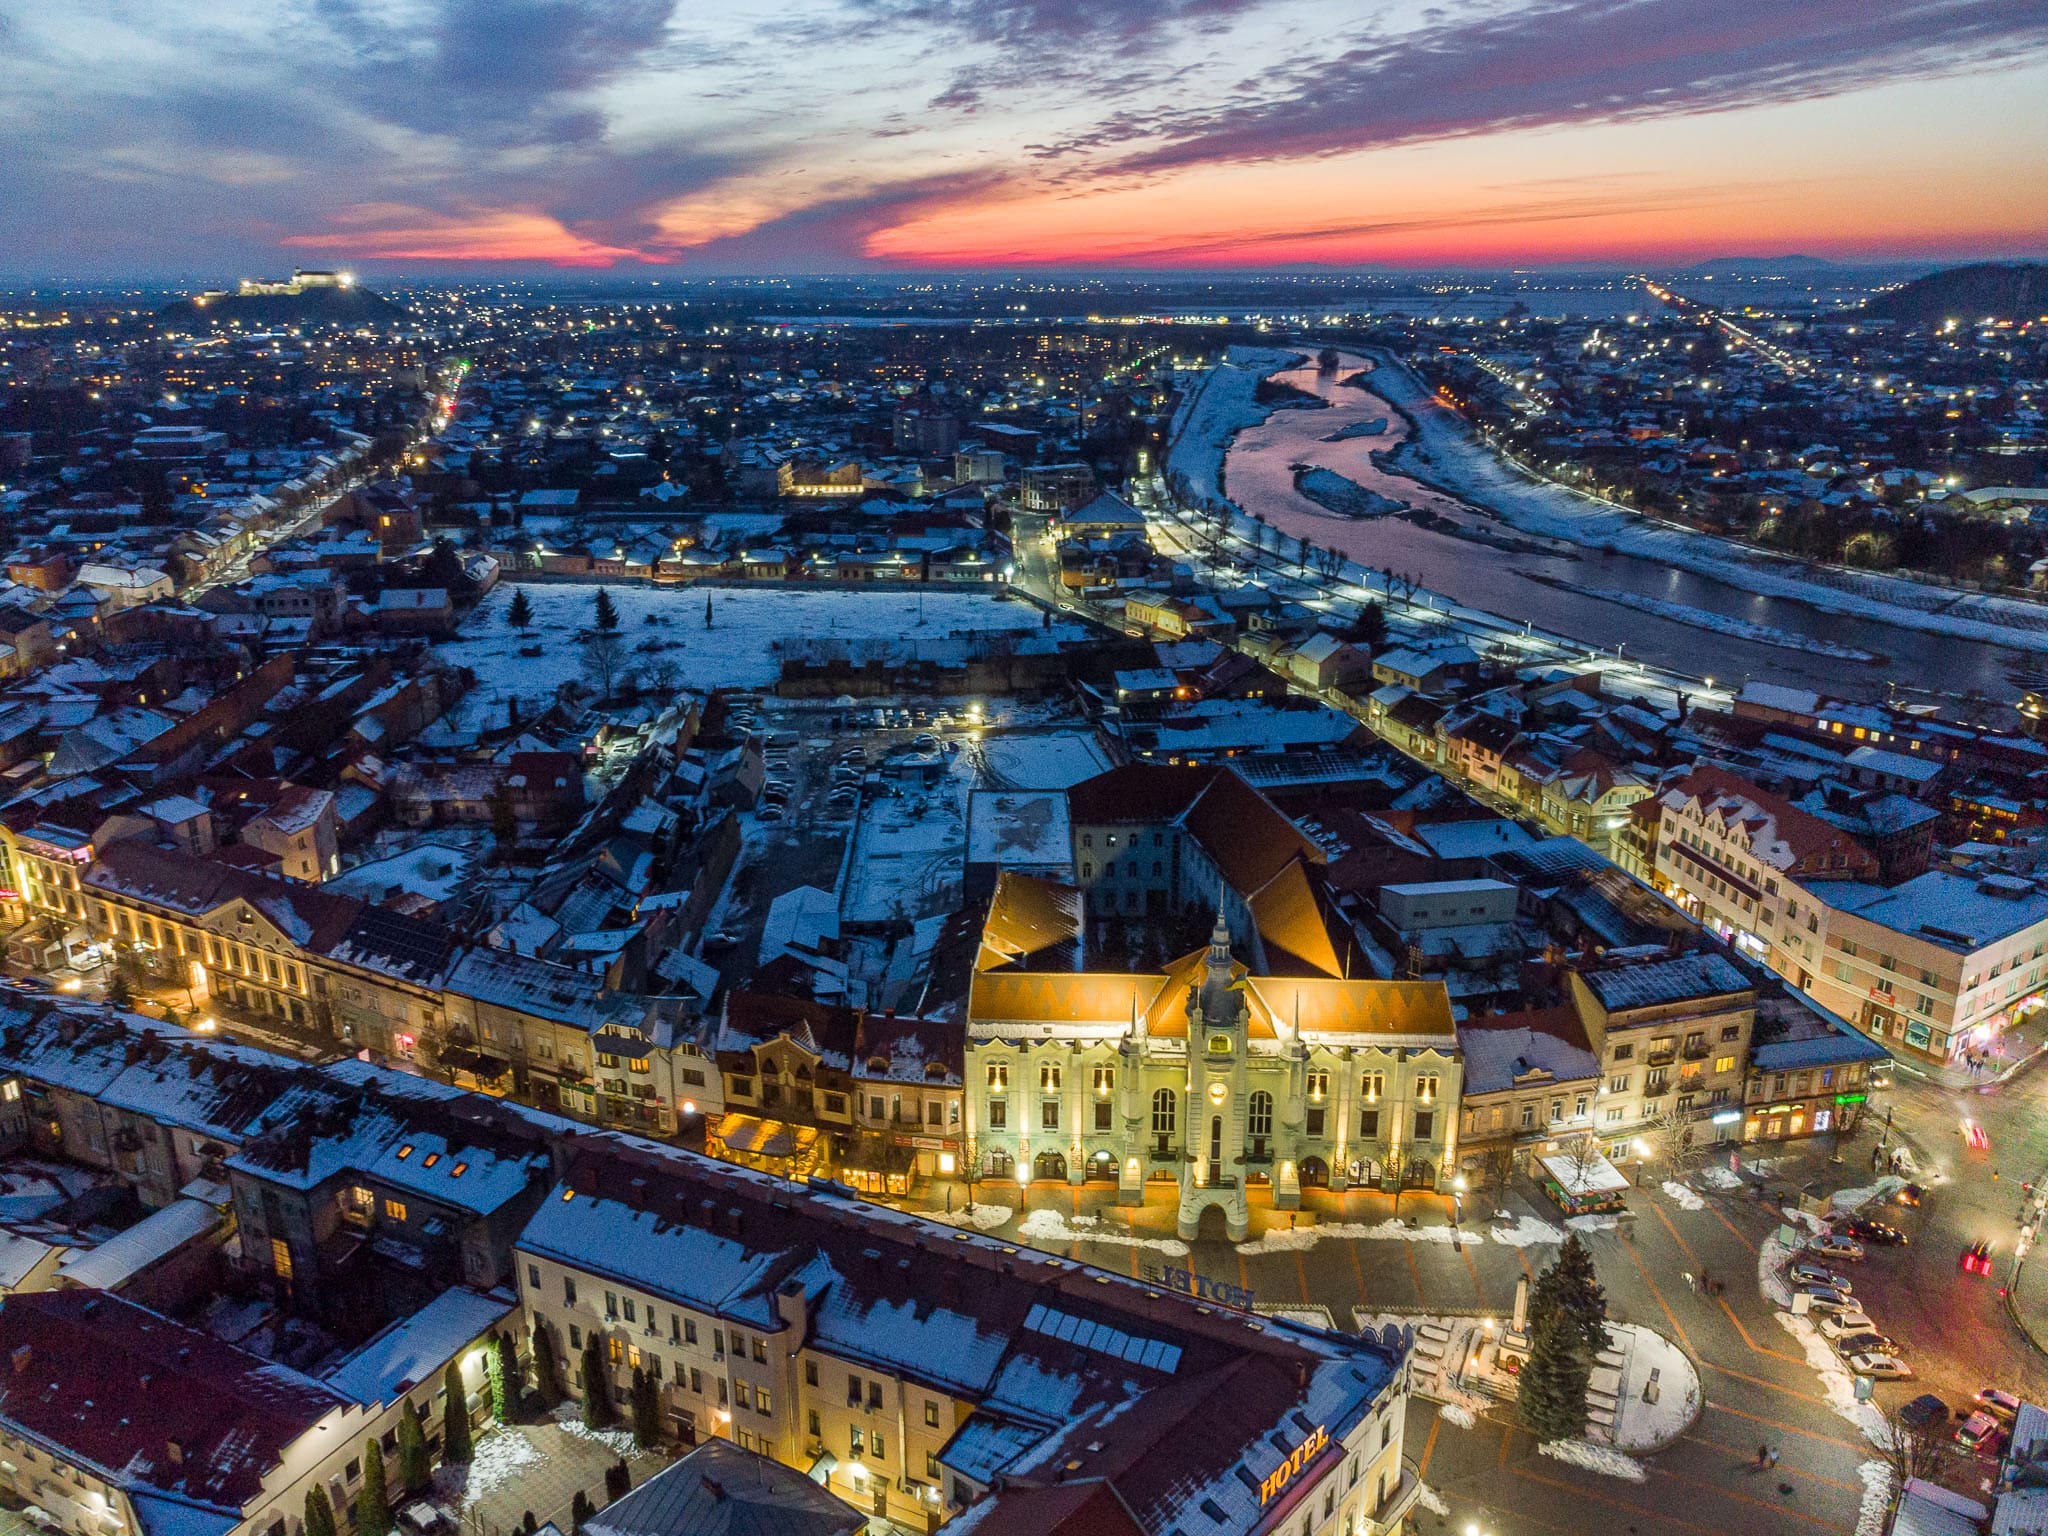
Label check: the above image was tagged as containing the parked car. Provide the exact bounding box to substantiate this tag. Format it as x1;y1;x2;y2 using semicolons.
1832;1332;1898;1359
1819;1310;1878;1340
1809;1235;1866;1262
1849;1354;1914;1380
1976;1388;2024;1423
1841;1217;1906;1246
1956;1412;2009;1456
1900;1394;1950;1429
397;1505;454;1536
1788;1263;1852;1292
1796;1286;1858;1315
1894;1183;1925;1207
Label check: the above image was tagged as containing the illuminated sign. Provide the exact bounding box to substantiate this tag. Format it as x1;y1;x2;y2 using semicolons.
1833;1093;1867;1106
1258;1424;1330;1506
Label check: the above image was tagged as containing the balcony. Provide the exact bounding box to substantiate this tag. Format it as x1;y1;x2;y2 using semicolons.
1645;1048;1676;1067
1365;1461;1425;1534
1642;1079;1672;1099
1682;1042;1711;1061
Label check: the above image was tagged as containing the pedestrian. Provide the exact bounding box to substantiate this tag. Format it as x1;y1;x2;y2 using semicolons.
1757;1443;1769;1469
1769;1448;1780;1469
1683;1271;1695;1293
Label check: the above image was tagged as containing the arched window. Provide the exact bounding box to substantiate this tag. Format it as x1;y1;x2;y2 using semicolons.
1151;1088;1177;1137
1247;1091;1274;1139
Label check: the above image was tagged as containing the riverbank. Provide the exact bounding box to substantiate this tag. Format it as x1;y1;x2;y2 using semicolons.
1517;573;1885;664
1365;353;2048;658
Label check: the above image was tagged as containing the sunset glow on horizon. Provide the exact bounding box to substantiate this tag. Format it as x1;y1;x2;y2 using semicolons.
4;0;2045;276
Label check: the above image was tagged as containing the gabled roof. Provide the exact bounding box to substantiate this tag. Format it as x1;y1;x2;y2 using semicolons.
977;872;1083;972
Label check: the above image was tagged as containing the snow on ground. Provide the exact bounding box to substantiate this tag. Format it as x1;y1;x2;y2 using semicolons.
1167;347;1307;507
1296;467;1407;519
1524;577;1882;661
1829;1176;1905;1213
1698;1165;1744;1191
1661;1180;1706;1211
1539;1439;1648;1481
1239;1218;1462;1255
1439;1402;1478;1429
925;1202;1015;1232
1489;1213;1568;1247
1774;1312;1889;1445
1016;1208;1189;1257
437;584;1050;702
1415;1483;1449;1517
1369;357;2048;653
1757;1227;1801;1308
1567;1214;1620;1233
555;1414;638;1458
446;1430;540;1508
1857;1461;1895;1536
1608;1322;1700;1452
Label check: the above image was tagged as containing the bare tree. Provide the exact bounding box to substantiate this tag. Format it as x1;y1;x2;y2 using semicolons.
1872;1413;1955;1529
580;630;624;702
1482;1144;1518;1214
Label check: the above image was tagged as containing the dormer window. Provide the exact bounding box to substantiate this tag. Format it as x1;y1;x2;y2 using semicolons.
396;1145;414;1159
422;1153;440;1168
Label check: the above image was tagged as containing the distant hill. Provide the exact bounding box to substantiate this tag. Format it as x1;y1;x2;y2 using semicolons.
159;283;400;328
1864;262;2048;325
1682;255;1837;277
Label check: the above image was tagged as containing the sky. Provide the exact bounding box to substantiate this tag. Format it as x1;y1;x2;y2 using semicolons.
3;0;2046;278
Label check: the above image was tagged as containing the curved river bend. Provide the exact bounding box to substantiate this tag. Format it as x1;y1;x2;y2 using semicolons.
1219;354;2031;702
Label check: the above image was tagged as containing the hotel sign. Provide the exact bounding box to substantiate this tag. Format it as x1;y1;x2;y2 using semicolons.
1146;1264;1255;1312
1258;1423;1330;1506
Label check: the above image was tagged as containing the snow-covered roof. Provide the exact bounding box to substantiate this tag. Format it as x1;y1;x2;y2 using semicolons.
322;1286;515;1406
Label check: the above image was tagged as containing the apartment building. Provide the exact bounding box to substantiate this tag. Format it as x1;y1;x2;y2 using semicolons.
1743;992;1891;1144
1635;766;1877;986
517;1135;1420;1536
1568;952;1755;1153
1802;867;2048;1067
1454;1005;1601;1177
0;1287;505;1536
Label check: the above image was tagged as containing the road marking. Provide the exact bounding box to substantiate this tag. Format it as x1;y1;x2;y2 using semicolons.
1705;1362;1834;1408
1648;1198;1700;1265
1621;1229;1695;1354
1700;1401;1867;1454
1715;1297;1806;1364
1649;1464;1854;1530
1707;1201;1760;1255
1418;1416;1441;1480
1507;1463;1789;1536
1681;1435;1862;1493
1294;1251;1311;1305
1405;1242;1423;1302
1348;1241;1370;1309
1461;1242;1486;1305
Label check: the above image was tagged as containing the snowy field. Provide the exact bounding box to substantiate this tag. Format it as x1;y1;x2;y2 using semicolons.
1368;356;2048;654
436;584;1051;702
1167;346;1305;507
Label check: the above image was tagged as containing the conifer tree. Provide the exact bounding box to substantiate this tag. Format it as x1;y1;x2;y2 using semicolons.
593;588;620;633
354;1441;392;1536
630;1366;660;1450
396;1399;430;1493
441;1361;474;1465
1517;1233;1608;1442
508;587;533;629
532;1322;565;1406
304;1485;338;1536
493;1333;521;1422
580;1333;615;1429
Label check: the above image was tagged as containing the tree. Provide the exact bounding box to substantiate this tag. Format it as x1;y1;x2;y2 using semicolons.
580;1331;615;1428
531;1320;565;1407
493;1332;521;1422
704;593;714;629
441;1360;474;1465
958;1133;983;1216
593;587;620;633
1481;1144;1518;1214
1342;601;1388;651
507;587;534;629
396;1399;430;1494
1874;1413;1954;1520
581;629;624;702
354;1440;392;1536
484;1334;508;1423
304;1485;338;1536
1518;1234;1609;1442
630;1366;660;1449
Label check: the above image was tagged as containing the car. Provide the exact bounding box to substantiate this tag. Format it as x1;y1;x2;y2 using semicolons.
1818;1310;1878;1339
1963;1119;1991;1150
1962;1239;1996;1276
1832;1332;1899;1359
1894;1183;1925;1207
1842;1217;1906;1246
1900;1394;1951;1430
1788;1263;1852;1292
1956;1411;2009;1456
1809;1235;1866;1262
1849;1354;1914;1379
397;1503;454;1536
1796;1285;1858;1315
1977;1388;2024;1422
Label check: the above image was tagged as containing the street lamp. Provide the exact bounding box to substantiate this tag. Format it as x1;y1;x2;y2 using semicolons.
1453;1173;1467;1224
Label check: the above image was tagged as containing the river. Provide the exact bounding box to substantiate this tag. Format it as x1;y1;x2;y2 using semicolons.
1218;353;2032;703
